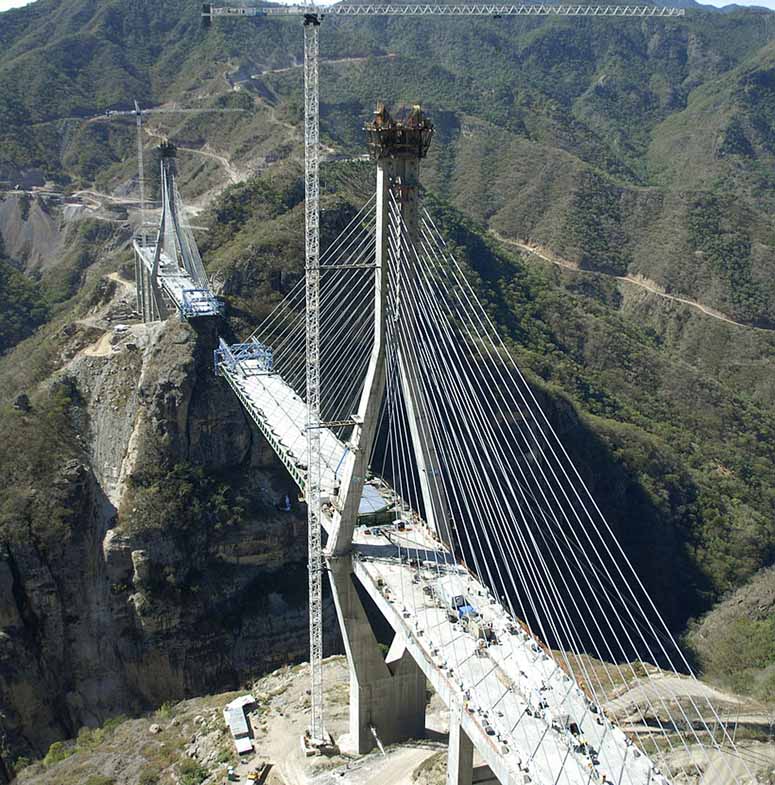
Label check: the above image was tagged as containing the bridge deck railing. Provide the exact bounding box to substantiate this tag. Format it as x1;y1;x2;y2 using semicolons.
215;344;307;489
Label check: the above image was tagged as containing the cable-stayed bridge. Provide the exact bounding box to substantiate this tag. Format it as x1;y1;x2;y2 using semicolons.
133;140;222;321
208;106;757;785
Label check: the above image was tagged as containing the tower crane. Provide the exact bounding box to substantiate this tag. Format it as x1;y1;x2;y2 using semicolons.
97;100;246;242
202;1;686;747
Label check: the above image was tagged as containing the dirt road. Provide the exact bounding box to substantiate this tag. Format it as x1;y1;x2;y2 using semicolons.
492;232;772;332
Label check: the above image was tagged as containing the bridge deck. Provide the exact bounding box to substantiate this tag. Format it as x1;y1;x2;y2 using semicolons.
218;361;659;785
220;360;348;497
354;526;655;785
135;242;221;318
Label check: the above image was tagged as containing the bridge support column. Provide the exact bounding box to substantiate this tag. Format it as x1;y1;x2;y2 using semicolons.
134;250;145;320
328;557;426;753
134;246;157;323
448;703;474;785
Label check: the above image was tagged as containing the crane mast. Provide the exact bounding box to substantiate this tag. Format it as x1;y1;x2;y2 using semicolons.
303;11;325;746
134;100;147;247
203;1;685;747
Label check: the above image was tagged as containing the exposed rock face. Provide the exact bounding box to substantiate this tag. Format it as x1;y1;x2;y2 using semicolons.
0;194;66;275
0;318;331;776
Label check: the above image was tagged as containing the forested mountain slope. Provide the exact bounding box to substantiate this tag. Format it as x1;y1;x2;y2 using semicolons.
4;1;775;325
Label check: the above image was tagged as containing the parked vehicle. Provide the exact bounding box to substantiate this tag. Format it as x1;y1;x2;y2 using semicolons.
435;576;477;621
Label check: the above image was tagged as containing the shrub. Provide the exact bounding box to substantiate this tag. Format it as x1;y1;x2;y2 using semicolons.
178;757;209;785
138;769;160;785
156;701;175;720
12;756;31;772
43;741;74;766
85;776;115;785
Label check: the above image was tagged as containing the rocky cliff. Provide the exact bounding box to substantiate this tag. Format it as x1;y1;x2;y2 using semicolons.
0;298;333;778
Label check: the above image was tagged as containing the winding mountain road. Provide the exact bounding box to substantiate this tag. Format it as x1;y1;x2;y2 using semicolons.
492;232;772;333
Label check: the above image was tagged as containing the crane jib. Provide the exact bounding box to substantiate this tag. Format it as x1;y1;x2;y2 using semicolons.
204;4;686;18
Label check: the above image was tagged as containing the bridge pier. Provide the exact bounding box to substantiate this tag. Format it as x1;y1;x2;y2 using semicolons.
328;557;426;753
448;703;475;785
133;241;167;322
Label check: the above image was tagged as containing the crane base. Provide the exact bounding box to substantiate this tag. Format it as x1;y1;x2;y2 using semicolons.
301;730;336;757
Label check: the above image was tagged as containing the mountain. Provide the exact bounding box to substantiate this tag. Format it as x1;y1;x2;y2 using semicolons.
5;0;775;325
0;235;48;353
1;0;774;777
663;1;775;13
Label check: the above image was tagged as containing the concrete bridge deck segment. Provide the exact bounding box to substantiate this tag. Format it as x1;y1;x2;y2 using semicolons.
216;359;661;785
352;525;655;785
134;241;222;319
218;357;390;524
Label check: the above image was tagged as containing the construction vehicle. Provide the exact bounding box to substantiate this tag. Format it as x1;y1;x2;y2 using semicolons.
435;576;477;622
433;575;498;642
246;761;271;782
462;613;497;644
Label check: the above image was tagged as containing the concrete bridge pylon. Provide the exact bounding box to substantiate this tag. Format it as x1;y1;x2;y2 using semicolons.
132;141;222;322
328;557;427;753
324;102;474;784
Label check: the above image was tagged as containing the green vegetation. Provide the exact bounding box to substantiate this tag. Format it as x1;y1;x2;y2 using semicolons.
12;755;32;771
76;717;129;751
0;236;48;354
43;741;74;767
2;0;775;326
205;168;775;632
2;0;775;755
41;219;116;305
696;616;775;699
123;463;249;539
687;195;767;325
0;376;83;549
685;567;775;702
40;715;130;772
11;696;231;785
563;173;630;275
441;196;775;610
177;758;209;785
155;702;176;721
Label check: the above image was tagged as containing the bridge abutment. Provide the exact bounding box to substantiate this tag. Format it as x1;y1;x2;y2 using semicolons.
328;557;426;753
